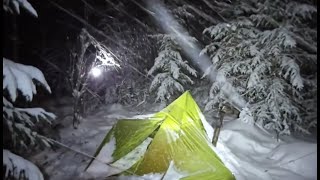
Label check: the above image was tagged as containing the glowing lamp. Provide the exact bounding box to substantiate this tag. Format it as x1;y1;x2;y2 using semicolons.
90;67;102;77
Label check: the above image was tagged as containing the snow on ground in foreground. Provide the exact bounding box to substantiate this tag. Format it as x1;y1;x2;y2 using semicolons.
212;119;317;180
30;103;136;180
117;161;186;180
31;103;317;180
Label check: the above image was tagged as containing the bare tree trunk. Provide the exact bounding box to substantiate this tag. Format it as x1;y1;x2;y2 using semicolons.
72;78;85;129
73;97;81;129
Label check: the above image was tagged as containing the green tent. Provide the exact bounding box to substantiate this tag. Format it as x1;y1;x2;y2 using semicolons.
86;91;235;180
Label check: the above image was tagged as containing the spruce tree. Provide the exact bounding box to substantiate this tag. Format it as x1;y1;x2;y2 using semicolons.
3;1;55;179
201;0;317;135
148;34;197;104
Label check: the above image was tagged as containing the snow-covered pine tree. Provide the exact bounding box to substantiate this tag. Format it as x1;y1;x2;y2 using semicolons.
3;59;55;179
3;0;38;17
3;1;55;180
201;0;317;135
148;34;197;104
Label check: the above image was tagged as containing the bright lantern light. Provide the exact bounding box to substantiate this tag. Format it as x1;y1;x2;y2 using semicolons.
90;67;102;77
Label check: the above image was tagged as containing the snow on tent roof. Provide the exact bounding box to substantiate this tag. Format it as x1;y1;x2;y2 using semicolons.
85;91;235;180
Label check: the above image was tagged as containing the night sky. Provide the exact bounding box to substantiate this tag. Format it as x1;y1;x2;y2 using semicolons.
3;0;146;65
3;0;156;98
4;0;83;64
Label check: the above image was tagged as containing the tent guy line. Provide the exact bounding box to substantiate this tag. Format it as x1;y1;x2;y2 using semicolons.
47;137;149;179
44;115;315;179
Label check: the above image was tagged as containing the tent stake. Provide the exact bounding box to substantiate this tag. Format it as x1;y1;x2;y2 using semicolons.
212;106;226;146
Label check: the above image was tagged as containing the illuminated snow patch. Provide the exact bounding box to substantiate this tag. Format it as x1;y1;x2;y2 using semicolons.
118;173;164;180
162;161;188;180
86;137;116;177
111;137;152;173
86;137;153;178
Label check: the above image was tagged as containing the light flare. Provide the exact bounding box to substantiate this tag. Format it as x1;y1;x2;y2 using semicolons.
146;0;247;110
90;66;102;77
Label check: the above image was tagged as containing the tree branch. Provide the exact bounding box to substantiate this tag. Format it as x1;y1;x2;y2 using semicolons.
105;0;151;31
49;1;153;80
80;0;114;19
129;0;156;16
212;0;232;8
288;32;317;54
201;0;228;22
184;4;220;25
49;1;144;60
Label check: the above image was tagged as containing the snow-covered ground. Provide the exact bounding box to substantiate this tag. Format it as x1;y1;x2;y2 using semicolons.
212;118;317;180
31;102;317;180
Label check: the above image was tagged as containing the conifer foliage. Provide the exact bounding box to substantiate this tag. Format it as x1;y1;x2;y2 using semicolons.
201;0;317;135
3;1;55;180
3;58;54;180
148;34;197;103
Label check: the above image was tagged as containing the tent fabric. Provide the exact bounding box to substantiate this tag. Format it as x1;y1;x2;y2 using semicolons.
86;91;235;180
